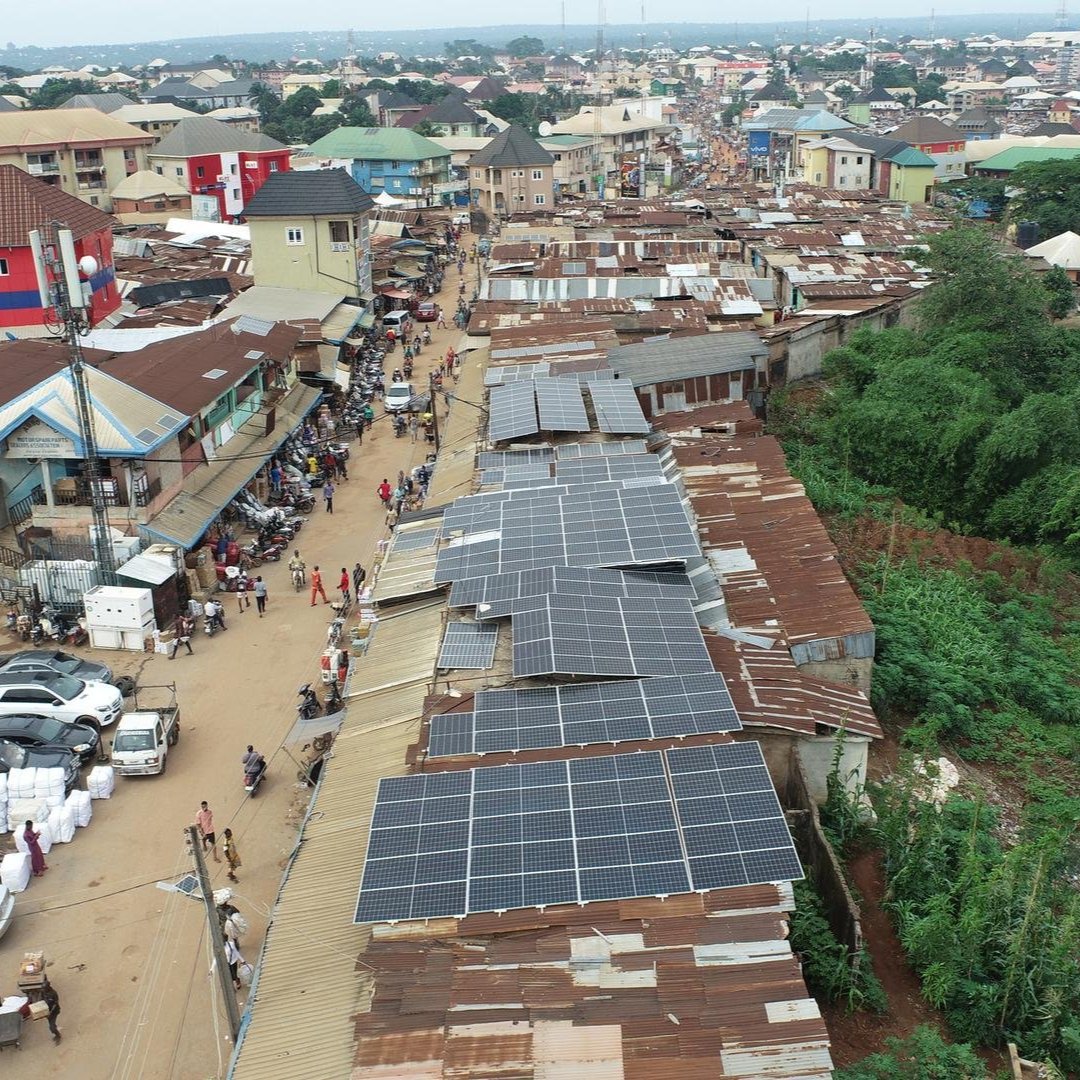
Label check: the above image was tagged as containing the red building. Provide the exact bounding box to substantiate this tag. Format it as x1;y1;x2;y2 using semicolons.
147;117;290;222
0;164;120;331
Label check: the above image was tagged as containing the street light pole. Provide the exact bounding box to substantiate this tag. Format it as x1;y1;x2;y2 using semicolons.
29;223;116;583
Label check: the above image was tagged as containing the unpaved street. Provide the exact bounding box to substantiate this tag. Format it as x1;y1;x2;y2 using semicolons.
0;254;472;1079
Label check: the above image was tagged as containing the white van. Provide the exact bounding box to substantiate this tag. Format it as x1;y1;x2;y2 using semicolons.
382;310;412;331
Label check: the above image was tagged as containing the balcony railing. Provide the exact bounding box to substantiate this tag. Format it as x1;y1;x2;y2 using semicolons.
26;162;60;176
76;180;108;191
134;476;162;508
52;477;127;508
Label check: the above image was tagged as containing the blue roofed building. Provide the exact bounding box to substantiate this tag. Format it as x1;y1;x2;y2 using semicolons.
744;108;857;179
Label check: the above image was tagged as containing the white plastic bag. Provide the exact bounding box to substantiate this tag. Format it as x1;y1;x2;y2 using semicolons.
66;790;92;827
48;805;75;844
87;765;115;800
0;852;31;893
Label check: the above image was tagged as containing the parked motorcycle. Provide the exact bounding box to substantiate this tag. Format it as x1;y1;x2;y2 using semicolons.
296;683;321;721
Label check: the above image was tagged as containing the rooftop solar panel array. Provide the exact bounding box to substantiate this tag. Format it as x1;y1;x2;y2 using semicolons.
477;448;555;469
354;743;802;923
588;379;651;434
556;440;649;459
512;595;713;678
484;362;550;387
437;622;499;669
533;377;591;432
428;672;741;757
488;380;539;442
448;565;696;613
433;484;702;583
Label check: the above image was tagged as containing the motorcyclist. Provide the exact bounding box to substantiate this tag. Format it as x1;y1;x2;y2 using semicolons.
203;597;226;632
242;744;265;783
288;549;306;586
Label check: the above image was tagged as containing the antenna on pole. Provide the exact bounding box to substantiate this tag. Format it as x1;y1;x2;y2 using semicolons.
641;0;646;56
929;7;936;41
1057;0;1068;30
561;0;566;54
592;0;605;200
29;224;116;585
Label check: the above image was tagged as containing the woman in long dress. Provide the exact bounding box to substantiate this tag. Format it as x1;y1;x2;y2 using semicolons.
23;820;47;876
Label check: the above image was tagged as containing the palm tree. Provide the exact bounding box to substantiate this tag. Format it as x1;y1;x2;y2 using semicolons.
248;81;281;122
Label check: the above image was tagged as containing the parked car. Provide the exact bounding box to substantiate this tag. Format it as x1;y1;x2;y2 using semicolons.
0;649;113;686
381;310;412;332
0;739;80;793
415;302;438;322
0;671;123;729
0;714;100;764
384;382;415;413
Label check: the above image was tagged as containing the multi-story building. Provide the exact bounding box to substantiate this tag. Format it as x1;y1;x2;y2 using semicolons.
0;165;120;331
243;168;374;300
302;127;451;205
147;117;290;222
801;134;937;203
539;134;595;197
468;125;555;217
0;108;152;211
887;116;967;180
109;102;200;138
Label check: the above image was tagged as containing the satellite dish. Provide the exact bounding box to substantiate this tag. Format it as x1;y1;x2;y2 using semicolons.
538;120;553;137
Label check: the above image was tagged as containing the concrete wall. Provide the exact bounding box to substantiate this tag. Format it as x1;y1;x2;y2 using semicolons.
801;655;874;695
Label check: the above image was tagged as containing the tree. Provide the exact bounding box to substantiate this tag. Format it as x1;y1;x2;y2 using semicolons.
339;95;375;127
871;62;917;89
505;35;544;57
249;81;281;122
1010;157;1080;240
914;72;947;103
30;78;129;109
411;119;439;137
444;39;494;60
1044;265;1076;319
320;78;342;98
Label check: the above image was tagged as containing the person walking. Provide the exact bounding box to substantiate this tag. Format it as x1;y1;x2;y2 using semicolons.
269;461;282;496
254;575;268;617
310;565;329;606
224;936;243;990
338;567;351;604
323;450;337;481
436;306;446;329
23;820;47;876
323;479;335;514
169;613;194;658
352;562;366;596
223;828;241;883
41;983;61;1042
236;574;251;613
196;801;220;863
409;413;419;442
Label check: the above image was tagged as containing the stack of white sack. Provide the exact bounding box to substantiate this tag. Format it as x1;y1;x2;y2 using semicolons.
0;853;30;893
7;797;50;833
87;766;115;800
47;804;76;844
7;768;37;802
14;819;53;855
33;766;67;808
65;789;92;827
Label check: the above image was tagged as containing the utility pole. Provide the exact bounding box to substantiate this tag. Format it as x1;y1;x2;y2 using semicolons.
186;825;241;1041
29;224;116;584
429;371;441;451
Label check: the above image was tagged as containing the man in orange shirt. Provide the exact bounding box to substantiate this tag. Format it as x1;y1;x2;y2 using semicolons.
310;565;329;606
195;800;220;862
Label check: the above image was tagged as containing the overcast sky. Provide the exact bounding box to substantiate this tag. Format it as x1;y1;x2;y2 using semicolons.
3;1;1055;49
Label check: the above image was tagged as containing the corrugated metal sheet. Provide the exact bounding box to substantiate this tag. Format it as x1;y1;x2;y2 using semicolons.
230;601;444;1080
424;347;487;510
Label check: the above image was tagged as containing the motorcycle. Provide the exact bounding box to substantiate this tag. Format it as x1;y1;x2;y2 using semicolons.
243;755;267;795
204;603;226;635
291;564;305;591
296;683;321;720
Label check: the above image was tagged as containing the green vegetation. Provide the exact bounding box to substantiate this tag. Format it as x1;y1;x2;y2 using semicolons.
250;82;375;145
0;77;139;109
504;35;544;57
834;1026;988;1080
1010;156;1080;241
771;225;1080;1071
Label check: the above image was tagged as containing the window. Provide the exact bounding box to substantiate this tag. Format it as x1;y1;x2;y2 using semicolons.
554;153;563;161
269;160;279;172
391;161;400;169
0;258;7;275
232;188;240;200
175;167;183;176
839;176;846;185
511;169;524;178
856;155;864;164
532;169;543;180
814;172;822;183
473;169;482;180
840;155;848;165
286;227;305;245
155;166;163;175
492;169;502;184
534;194;546;205
230;163;238;175
329;220;350;243
195;166;205;178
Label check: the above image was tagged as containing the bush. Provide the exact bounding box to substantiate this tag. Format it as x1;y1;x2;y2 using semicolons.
834;1025;987;1080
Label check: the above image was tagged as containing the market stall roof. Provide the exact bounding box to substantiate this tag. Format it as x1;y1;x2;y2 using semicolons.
115;552;176;585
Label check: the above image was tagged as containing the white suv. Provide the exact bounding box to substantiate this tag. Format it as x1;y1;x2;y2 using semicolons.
0;671;123;729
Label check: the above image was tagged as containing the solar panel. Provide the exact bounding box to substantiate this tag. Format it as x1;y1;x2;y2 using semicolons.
589;380;651;434
556;440;649;459
484;362;550;387
554;455;664;486
480;463;555;487
434;483;702;584
449;565;697;613
488;380;539;442
533;377;591;432
354;744;801;923
512;594;713;678
476;447;555;469
437;622;499;669
391;526;440;552
428;672;741;757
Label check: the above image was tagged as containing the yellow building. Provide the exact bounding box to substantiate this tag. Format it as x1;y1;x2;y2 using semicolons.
801;135;936;204
243;168;374;299
0;108;152;211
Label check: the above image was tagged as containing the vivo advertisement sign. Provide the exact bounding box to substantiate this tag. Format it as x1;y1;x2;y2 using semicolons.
748;130;771;163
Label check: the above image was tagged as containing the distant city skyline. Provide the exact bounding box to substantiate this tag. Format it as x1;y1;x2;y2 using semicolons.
1;2;1063;51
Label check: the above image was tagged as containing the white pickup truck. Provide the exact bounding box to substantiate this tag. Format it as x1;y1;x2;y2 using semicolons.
110;685;180;777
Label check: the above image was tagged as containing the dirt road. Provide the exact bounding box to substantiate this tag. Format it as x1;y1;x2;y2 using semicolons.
0;246;472;1079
